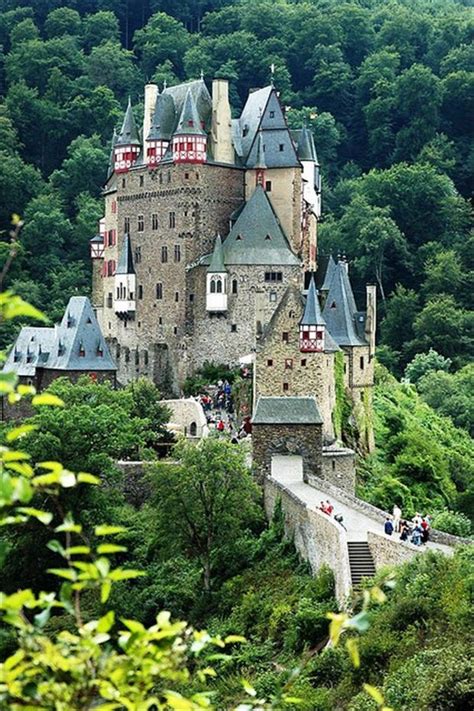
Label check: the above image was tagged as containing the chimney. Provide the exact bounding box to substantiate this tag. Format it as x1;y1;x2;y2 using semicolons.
211;79;234;164
365;284;377;358
143;83;158;157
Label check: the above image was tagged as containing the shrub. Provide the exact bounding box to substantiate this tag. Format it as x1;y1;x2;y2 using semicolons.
404;348;451;384
431;509;471;537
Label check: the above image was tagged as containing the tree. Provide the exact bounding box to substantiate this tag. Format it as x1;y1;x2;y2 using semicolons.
81;10;120;51
50;135;108;207
380;285;419;365
151;437;262;591
85;40;142;98
133;12;190;76
44;7;82;38
417;364;474;436
422;249;464;299
413;295;473;363
0;151;43;233
404;348;451;385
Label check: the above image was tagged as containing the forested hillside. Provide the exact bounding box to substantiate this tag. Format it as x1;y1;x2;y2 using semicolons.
0;0;472;375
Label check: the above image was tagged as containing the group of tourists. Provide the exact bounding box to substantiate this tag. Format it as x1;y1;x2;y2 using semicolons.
197;379;253;443
384;505;432;546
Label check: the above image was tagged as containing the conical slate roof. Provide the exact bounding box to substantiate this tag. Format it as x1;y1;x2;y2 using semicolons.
147;92;175;141
222;186;300;266
300;276;325;326
174;89;206;136
207;234;226;273
116;98;140;146
116;234;135;275
322;262;366;346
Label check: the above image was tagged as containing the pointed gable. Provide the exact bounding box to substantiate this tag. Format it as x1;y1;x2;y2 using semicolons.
116;234;135;275
238;86;272;161
116;98;140;146
300;276;325;326
322;262;366;347
222;186;300;266
245;87;300;169
321;254;337;292
50;297;115;371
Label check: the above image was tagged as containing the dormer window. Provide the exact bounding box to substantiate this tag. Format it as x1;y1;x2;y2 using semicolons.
188;119;194;127
330;301;336;309
265;234;271;240
236;234;242;240
67;314;73;328
269;111;275;118
13;350;20;362
79;342;86;357
97;344;104;357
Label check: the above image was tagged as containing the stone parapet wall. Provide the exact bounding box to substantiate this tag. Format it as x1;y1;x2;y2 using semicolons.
264;476;352;605
367;530;426;569
309;475;471;547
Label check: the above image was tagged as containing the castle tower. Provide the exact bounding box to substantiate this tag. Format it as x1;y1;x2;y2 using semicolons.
296;126;320;271
89;234;104;312
206;234;228;312
143;83;158;158
299;275;325;352
114;98;141;174
172;89;207;164
114;234;136;319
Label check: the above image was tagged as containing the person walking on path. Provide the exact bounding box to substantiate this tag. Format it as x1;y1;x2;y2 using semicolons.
384;516;394;536
392;504;402;532
411;525;423;546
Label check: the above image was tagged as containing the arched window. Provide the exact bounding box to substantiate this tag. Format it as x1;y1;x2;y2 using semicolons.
189;422;197;436
216;279;222;293
232;279;238;294
210;280;216;293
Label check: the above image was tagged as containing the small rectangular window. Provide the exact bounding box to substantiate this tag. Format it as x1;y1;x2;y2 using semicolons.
360;356;364;370
283;382;289;392
135;246;142;263
107;293;112;308
139;175;144;187
265;180;272;192
156;283;163;300
122;178;126;188
184;172;189;179
301;358;307;367
189;293;194;302
124;217;130;233
161;246;168;263
279;144;284;151
175;291;179;302
137;215;144;232
282;332;289;343
169;211;176;228
269;110;275;118
174;244;181;262
138;285;143;299
231;324;237;332
173;326;177;334
152;213;158;230
267;359;273;366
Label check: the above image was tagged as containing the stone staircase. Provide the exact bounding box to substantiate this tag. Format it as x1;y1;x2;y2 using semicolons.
347;542;376;586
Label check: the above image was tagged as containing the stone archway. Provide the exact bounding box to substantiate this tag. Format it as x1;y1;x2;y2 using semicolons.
271;454;303;482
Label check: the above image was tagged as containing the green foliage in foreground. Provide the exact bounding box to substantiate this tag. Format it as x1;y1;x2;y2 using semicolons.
357;364;474;528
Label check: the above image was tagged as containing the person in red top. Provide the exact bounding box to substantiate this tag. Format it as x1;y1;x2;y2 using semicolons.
216;419;225;432
325;500;334;515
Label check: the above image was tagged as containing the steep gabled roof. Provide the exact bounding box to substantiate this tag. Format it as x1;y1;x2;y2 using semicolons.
238;86;273;160
147;91;175;141
245;89;300;169
300;276;325;326
222;186;300;266
253;396;323;425
174;88;206;136
3;298;116;376
116;98;140;146
296;126;317;162
164;79;211;130
322;262;366;347
116;234;135;275
207;234;226;273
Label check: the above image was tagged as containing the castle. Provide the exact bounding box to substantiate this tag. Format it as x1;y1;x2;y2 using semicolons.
91;78;322;391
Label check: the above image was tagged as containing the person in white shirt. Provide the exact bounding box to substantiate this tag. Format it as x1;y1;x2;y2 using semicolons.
392;504;402;532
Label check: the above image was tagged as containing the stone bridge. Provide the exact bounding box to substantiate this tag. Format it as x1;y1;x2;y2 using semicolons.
264;454;467;606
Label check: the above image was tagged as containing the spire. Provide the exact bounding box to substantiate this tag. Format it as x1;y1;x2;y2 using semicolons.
300;276;325;326
116;98;140;146
321;254;337;292
174;88;206;136
207;234;227;273
116;234;135;275
147;92;175;141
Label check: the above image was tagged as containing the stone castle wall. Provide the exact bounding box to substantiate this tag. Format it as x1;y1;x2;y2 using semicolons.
321;445;356;493
264;476;352;605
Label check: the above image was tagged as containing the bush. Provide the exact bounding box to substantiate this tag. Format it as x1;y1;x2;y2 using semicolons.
432;509;471;537
404;348;451;384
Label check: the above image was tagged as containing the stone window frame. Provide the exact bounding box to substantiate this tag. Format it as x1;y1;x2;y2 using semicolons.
152;213;158;230
174;244;181;262
161;245;168;263
124;217;130;233
138;285;143;299
231;324;237;332
137;214;144;232
265;271;282;283
301;358;307;367
139;175;144;187
175;291;179;302
282;331;289;343
169;211;176;228
265;180;272;192
360;356;364;370
267;359;273;367
283;382;289;392
232;279;238;294
156;283;163;300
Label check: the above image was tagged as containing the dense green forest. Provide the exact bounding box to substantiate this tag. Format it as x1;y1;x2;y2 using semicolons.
0;0;472;376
